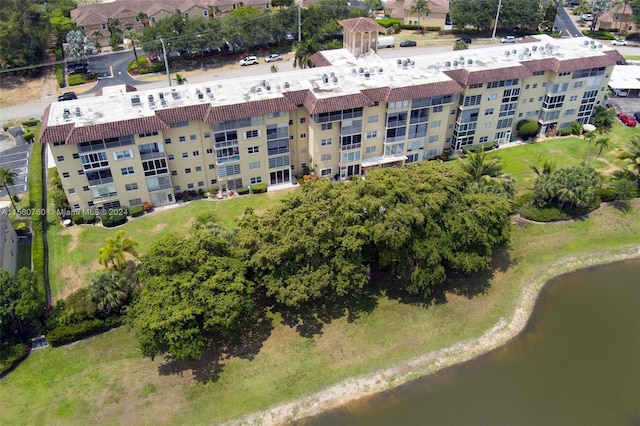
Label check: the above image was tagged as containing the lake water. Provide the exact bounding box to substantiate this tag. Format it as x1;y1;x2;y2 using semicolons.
304;259;640;426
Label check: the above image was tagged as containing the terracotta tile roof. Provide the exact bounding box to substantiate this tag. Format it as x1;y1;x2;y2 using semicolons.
303;92;373;114
521;35;542;43
339;17;386;33
71;0;209;26
520;58;557;73
65;116;168;144
204;97;298;122
282;90;308;106
400;0;449;13
444;66;532;85
384;0;405;20
556;55;617;73
309;52;333;67
604;49;625;63
600;3;635;22
387;80;463;102
155;104;210;124
39;105;75;144
361;87;390;102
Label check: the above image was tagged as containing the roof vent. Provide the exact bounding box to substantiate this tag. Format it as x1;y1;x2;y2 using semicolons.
75;107;82;117
159;92;164;99
505;51;510;56
453;60;459;67
322;74;329;84
532;45;538;51
330;71;336;78
445;61;451;67
63;108;70;120
379;67;383;74
512;49;517;55
256;87;263;94
459;56;464;62
352;68;358;75
131;95;141;106
397;59;402;66
284;81;290;89
364;71;370;78
266;83;271;91
332;76;339;84
467;59;473;65
358;67;365;74
171;91;179;100
597;43;603;48
196;89;204;100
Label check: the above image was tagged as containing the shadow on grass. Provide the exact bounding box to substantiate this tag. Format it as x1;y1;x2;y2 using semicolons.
279;291;379;338
157;309;274;383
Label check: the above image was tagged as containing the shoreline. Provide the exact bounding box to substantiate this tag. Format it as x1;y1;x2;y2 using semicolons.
231;244;640;425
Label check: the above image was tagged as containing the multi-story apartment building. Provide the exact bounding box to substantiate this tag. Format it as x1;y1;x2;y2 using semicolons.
40;18;622;211
0;201;18;274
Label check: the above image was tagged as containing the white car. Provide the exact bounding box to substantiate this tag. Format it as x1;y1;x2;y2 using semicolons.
239;56;259;66
264;53;283;62
500;35;517;43
582;14;594;21
611;39;628;46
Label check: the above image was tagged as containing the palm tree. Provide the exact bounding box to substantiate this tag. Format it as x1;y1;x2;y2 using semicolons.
270;64;279;73
409;0;430;33
88;270;130;314
0;167;18;212
594;136;609;159
460;148;514;196
123;28;141;71
293;39;319;69
530;159;557;176
617;135;640;186
174;73;188;85
136;11;149;28
98;231;139;271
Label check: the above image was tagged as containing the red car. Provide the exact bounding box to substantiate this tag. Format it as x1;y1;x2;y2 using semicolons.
618;113;637;127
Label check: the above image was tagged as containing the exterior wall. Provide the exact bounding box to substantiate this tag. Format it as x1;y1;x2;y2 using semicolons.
0;203;18;274
404;11;448;28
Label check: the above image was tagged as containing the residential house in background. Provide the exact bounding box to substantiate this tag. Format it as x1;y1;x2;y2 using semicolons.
597;3;638;33
0;201;18;275
40;18;619;212
384;0;451;29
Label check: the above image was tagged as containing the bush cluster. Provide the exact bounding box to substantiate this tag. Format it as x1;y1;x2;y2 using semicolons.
100;211;127;228
252;183;268;193
596;186;617;202
67;74;86;86
129;205;144;217
558;128;572;136
47;317;123;347
581;30;616;40
237;187;250;195
22;119;39;127
520;205;571;222
22;131;34;143
0;342;29;376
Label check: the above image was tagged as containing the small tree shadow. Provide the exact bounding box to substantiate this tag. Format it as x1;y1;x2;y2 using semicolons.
157;308;274;382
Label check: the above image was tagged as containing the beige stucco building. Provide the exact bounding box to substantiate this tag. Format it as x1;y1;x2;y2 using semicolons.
384;0;451;29
41;19;621;212
0;201;18;274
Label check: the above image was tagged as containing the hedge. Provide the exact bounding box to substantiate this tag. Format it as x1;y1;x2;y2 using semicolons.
374;18;402;28
22;119;40;127
46;317;123;347
129;205;144;217
581;30;616;40
252;183;268;193
558;128;572;136
0;343;29;376
23;131;34;143
596;186;616;202
237;186;250;195
520;205;571;222
100;211;127;227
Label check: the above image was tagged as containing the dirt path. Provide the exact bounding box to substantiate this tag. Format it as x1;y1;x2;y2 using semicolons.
228;244;640;425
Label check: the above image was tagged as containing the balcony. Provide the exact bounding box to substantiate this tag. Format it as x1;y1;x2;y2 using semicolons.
216;154;241;165
139;150;166;161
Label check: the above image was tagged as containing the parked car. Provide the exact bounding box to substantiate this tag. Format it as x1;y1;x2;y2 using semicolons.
58;92;77;102
239;56;259;66
264;53;283;62
68;64;88;75
611;39;628;46
582;14;594;21
399;40;417;47
634;111;640;122
500;35;517;43
285;33;295;41
617;113;638;127
456;37;472;44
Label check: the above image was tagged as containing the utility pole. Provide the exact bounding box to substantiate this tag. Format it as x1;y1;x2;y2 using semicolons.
492;0;502;40
159;37;172;87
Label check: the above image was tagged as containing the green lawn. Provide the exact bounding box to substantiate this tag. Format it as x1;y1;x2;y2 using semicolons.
2;199;639;425
47;189;294;301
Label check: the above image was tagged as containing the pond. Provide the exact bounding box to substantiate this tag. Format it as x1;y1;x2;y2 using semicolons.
304;259;640;425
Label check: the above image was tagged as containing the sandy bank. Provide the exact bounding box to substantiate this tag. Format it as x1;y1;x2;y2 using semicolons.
230;244;640;425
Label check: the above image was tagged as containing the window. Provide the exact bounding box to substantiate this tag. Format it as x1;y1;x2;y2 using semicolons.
73;153;79;159
469;83;483;89
171;171;177;176
170;121;188;128
68;188;75;194
204;132;211;138
570;95;578;102
198;181;204;187
196;166;202;172
193;151;200;157
487;94;497;101
113;149;134;160
142;159;168;176
62;171;70;178
168;155;175;160
138;131;159;138
321;123;332;130
57;155;64;162
479;136;488;143
125;183;138;191
365;130;379;139
320;168;333;177
267;111;285;118
80;152;109;170
190;135;197;141
182;152;188;158
482;122;491;129
179;136;186;142
244;129;260;139
321;154;332;161
250;177;262;184
249;161;261;169
300;117;306;123
487;79;519;88
388;100;409;110
574;81;584;89
121;167;134;175
321;138;332;146
185;168;191;174
497;118;513;129
463;95;482;106
564;109;576;116
79;170;85;175
188;183;194;189
525;84;530;89
368;115;378;123
300;133;307;138
533;71;545;76
365;146;376;153
432;105;443;113
129;198;142;206
341;151;361;163
206;148;213;154
150;16;156;23
219;164;241;177
485;108;494;115
428;135;438;143
209;164;215;169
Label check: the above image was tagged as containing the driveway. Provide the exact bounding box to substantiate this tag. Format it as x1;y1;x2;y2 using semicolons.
606;96;640;115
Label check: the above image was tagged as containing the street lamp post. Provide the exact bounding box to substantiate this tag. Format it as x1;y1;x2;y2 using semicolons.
159;37;172;87
492;0;502;40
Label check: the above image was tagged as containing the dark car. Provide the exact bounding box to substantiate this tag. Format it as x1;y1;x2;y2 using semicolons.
634;111;640;122
58;92;77;102
399;40;417;47
68;64;88;75
456;37;472;44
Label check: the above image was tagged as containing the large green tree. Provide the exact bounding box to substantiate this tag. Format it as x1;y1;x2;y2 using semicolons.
0;268;44;337
98;231;138;271
533;165;601;212
130;230;255;360
409;0;431;32
460;149;514;197
617;135;640;186
88;270;132;315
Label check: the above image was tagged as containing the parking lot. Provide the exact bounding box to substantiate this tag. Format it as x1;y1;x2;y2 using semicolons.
606;95;640;116
0;138;33;197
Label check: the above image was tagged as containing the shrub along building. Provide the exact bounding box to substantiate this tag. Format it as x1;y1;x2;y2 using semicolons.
40;18;621;211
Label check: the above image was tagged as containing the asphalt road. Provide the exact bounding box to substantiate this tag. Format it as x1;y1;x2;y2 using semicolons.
555;6;583;38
